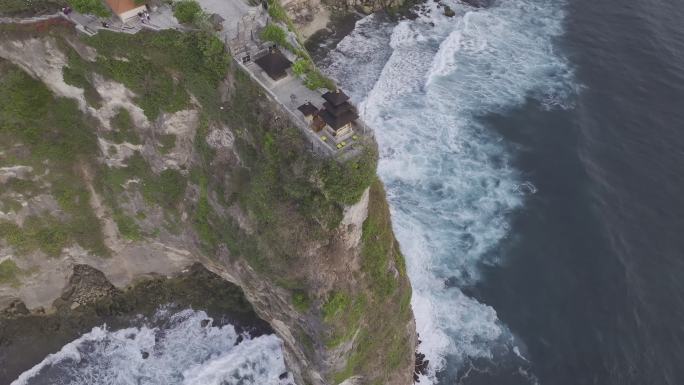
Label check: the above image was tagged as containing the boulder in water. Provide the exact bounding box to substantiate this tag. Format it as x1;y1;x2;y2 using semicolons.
444;5;456;17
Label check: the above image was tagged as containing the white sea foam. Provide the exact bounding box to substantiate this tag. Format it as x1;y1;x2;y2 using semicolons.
12;309;292;385
323;0;573;382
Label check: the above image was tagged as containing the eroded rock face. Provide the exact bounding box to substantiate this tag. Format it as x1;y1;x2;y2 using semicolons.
0;37;86;109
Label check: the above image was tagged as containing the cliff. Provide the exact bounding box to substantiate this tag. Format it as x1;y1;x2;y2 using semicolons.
279;0;412;39
0;21;415;385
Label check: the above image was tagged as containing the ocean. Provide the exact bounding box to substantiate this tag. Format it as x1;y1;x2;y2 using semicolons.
12;0;684;383
318;0;684;383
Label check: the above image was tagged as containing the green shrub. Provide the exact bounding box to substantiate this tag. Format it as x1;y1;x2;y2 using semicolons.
291;59;310;76
304;68;336;91
84;30;229;119
158;133;176;154
322;291;351;321
0;259;21;286
142;168;187;209
113;211;142;240
67;0;110;17
266;0;287;22
62;65;102;108
0;0;60;15
97;56;189;120
321;147;377;205
108;108;140;144
173;0;202;24
0;216;68;257
260;23;288;48
292;291;311;312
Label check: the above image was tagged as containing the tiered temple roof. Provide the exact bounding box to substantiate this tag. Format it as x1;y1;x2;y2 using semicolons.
319;90;358;130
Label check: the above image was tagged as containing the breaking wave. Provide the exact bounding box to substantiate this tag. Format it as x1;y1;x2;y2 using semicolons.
322;0;573;382
12;309;292;385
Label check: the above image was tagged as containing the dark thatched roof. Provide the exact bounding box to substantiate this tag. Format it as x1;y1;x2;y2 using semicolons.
322;89;350;106
255;49;292;80
297;102;319;116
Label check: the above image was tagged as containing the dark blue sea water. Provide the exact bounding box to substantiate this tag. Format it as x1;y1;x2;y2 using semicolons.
320;0;684;384
471;0;684;384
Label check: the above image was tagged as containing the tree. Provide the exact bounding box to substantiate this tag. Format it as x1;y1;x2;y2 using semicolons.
67;0;110;17
173;0;201;24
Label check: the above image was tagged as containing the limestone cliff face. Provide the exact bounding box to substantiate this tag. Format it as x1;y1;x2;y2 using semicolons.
0;25;415;385
280;0;408;38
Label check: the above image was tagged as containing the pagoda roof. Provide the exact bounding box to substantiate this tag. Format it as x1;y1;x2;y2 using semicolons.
322;89;350;106
319;108;358;130
323;101;356;117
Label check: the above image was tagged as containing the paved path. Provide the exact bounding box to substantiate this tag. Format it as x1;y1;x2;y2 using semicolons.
197;0;256;41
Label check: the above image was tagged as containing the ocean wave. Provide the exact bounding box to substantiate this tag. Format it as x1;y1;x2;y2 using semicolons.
322;0;573;382
12;309;291;385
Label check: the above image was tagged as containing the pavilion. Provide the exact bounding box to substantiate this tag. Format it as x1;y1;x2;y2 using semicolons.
255;47;292;81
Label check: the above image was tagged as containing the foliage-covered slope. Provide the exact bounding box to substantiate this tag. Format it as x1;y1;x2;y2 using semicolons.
0;23;415;385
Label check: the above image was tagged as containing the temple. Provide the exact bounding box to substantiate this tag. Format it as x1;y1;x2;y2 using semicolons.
318;89;357;141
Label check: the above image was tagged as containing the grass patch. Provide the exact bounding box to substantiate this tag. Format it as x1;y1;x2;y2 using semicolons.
0;60;97;162
106;108;140;144
360;179;402;298
0;216;68;257
0;197;22;212
292;290;311;312
67;0;109;17
291;58;336;91
113;210;142;240
0;59;107;256
260;23;293;51
0;0;61;16
62;53;102;108
83;30;230;120
0;259;22;286
145;168;186;208
158;133;176;154
321;147;377;205
329;180;413;383
96;152;187;211
322;291;351;321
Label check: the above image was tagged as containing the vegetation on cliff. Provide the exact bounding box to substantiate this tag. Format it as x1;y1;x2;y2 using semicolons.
0;22;414;385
